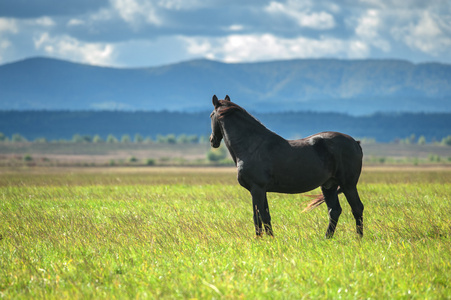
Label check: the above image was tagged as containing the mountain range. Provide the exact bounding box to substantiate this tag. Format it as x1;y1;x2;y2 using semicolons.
1;57;451;115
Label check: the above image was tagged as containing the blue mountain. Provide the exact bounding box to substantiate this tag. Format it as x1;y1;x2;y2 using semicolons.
1;57;450;115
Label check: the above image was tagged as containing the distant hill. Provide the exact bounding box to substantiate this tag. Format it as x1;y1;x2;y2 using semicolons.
1;57;451;115
0;111;449;143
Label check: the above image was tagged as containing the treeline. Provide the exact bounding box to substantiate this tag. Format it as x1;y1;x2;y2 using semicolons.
0;110;450;143
0;132;207;144
2;131;451;146
390;134;451;146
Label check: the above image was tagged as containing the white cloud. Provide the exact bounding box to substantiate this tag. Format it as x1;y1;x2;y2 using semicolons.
392;11;451;56
300;11;335;30
354;9;390;52
90;8;115;22
183;34;369;63
33;32;49;49
157;0;205;10
0;18;18;63
0;39;12;62
0;40;12;49
348;40;370;57
110;0;162;27
34;16;56;27
34;33;115;66
67;19;85;27
108;0;208;28
0;18;18;33
226;24;244;32
358;0;435;10
265;0;335;30
355;10;380;39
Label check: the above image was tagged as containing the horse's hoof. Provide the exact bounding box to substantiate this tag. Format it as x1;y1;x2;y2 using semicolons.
325;233;334;239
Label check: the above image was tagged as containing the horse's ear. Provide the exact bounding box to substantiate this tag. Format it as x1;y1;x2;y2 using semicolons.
212;95;220;108
225;95;231;102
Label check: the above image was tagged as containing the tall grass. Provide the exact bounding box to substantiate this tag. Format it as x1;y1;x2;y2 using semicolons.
1;168;450;298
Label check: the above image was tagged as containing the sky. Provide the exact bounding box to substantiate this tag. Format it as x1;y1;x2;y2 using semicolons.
0;0;450;68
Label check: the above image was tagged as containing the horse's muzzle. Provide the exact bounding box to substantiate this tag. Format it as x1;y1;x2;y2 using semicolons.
210;134;220;148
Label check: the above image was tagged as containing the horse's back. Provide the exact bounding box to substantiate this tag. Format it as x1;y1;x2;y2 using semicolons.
302;132;362;157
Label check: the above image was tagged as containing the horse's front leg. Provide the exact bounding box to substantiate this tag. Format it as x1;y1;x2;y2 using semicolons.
262;193;273;236
253;204;263;236
251;187;273;237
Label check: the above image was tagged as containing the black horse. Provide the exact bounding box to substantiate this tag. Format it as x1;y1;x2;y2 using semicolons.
210;95;364;238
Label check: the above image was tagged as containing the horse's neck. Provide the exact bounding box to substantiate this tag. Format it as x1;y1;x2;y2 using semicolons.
221;112;272;159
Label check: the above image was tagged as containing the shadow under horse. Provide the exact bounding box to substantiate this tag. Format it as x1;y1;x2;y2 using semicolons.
209;95;364;238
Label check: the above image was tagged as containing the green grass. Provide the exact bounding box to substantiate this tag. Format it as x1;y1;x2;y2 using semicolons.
1;167;450;299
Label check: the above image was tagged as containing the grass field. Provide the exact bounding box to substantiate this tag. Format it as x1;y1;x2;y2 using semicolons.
1;167;450;299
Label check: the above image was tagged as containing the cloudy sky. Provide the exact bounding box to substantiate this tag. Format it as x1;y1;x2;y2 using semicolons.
1;0;450;67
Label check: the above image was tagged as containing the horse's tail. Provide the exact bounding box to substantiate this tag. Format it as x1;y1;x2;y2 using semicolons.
302;187;343;212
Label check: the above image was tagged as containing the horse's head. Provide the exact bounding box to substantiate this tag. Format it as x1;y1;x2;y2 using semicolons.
209;95;230;148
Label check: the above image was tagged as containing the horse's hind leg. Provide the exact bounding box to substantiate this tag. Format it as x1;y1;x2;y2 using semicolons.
322;186;342;239
342;186;364;237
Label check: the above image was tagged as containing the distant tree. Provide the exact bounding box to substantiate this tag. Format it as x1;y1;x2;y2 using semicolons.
157;134;177;144
107;134;118;143
441;135;451;146
166;134;177;144
121;134;131;143
0;132;6;141
156;134;166;143
145;158;155;166
72;134;84;143
360;137;376;144
188;135;199;144
128;156;138;163
72;134;92;143
34;137;47;143
199;135;210;144
392;138;401;144
93;135;104;143
400;134;416;145
177;134;189;144
12;133;27;142
429;154;441;162
134;133;144;143
417;135;426;145
23;154;33;162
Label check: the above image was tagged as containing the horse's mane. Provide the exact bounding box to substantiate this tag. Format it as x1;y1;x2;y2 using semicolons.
216;99;271;133
216;100;245;119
